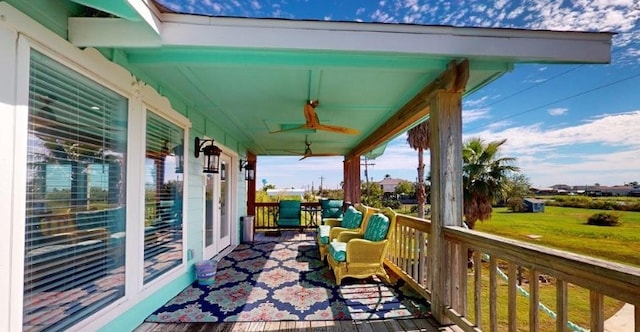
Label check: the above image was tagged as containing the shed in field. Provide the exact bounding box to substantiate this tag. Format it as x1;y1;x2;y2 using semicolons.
524;198;545;213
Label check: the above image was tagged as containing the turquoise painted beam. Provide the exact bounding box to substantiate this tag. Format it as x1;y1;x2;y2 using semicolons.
69;0;140;21
127;48;450;70
126;48;512;72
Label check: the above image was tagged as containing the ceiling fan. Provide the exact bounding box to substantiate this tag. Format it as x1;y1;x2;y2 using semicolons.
270;100;360;135
287;138;342;161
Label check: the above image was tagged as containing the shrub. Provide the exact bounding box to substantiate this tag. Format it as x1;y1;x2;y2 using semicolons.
382;199;401;209
587;212;622;227
506;197;526;212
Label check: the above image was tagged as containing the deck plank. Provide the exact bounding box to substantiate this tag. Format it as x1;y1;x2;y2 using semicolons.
133;319;449;332
309;320;328;331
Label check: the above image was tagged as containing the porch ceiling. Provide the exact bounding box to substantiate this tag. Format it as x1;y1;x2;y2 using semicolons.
67;1;613;158
123;48;505;157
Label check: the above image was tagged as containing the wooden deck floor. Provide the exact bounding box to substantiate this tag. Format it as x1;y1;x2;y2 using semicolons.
134;231;459;332
135;317;458;332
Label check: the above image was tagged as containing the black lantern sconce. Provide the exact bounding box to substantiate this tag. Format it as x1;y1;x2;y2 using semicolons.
173;143;184;174
239;159;255;181
194;137;222;174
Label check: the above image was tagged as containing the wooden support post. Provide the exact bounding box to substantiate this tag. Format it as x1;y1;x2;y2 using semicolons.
246;151;256;216
343;155;361;204
343;158;351;203
427;89;463;324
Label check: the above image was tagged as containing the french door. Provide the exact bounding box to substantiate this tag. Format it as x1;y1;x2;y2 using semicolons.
204;153;232;259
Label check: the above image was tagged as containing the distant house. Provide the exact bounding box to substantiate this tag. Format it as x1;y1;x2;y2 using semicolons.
524;198;545;213
378;176;404;195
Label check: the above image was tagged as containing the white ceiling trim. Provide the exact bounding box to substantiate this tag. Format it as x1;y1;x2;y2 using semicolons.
69;18;161;47
69;9;613;64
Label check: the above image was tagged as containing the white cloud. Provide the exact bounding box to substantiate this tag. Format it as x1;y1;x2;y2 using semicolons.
548;108;569;116
494;0;508;10
463;108;491;123
463;96;489;107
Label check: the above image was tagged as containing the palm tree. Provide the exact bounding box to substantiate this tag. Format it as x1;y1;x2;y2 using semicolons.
462;138;519;229
406;120;430;218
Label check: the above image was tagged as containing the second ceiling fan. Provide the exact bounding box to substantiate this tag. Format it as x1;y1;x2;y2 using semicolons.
289;137;341;161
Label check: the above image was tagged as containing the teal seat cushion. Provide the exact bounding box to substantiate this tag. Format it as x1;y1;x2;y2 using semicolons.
340;206;363;229
277;200;301;226
318;225;331;244
329;241;347;262
362;213;390;241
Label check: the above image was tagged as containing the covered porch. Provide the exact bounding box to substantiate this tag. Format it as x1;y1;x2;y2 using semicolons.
135;213;640;331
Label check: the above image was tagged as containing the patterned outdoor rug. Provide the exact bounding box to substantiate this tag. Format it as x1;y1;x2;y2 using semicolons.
145;240;431;322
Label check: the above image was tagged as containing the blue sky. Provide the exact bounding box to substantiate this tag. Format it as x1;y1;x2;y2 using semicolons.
158;0;640;190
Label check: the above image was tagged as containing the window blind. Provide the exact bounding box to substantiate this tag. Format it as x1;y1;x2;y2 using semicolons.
24;50;127;331
143;111;184;283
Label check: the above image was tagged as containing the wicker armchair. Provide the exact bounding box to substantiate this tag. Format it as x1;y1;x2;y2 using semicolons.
327;207;396;285
317;204;371;261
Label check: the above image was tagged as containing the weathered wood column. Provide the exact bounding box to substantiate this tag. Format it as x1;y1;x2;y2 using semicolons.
343;155;361;204
428;60;468;324
246;151;256;216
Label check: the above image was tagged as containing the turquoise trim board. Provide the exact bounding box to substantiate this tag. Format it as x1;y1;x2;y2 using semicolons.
98;272;195;331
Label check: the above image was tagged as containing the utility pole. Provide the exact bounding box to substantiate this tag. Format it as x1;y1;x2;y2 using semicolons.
361;157;375;192
319;176;325;192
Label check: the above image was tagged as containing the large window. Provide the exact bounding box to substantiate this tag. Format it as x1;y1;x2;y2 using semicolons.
24;50;127;331
143;112;184;283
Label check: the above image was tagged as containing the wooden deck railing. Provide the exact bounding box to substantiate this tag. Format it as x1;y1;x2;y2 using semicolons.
252;202;321;230
383;212;640;332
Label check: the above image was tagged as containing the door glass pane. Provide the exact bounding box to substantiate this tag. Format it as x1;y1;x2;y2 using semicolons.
205;175;214;247
143;112;184;283
219;160;228;238
24;50;127;331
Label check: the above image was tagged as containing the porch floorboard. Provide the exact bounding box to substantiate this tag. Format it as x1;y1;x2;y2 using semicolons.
134;231;458;332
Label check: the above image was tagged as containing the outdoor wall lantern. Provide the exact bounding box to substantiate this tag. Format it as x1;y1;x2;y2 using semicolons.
173;143;184;174
239;159;256;181
194;137;221;174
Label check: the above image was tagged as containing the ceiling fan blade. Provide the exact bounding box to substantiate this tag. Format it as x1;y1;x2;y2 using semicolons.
269;124;310;134
314;123;360;135
299;155;309;161
308;153;342;157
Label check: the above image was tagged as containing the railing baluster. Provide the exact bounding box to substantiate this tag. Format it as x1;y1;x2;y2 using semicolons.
556;279;568;332
458;243;467;317
400;225;407;271
418;230;426;287
412;229;418;280
529;268;539;332
490;256;497;332
590;290;604;331
508;262;517;332
474;249;482;330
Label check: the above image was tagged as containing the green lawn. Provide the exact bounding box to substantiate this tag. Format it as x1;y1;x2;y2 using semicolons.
474;206;640;267
470;206;639;330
